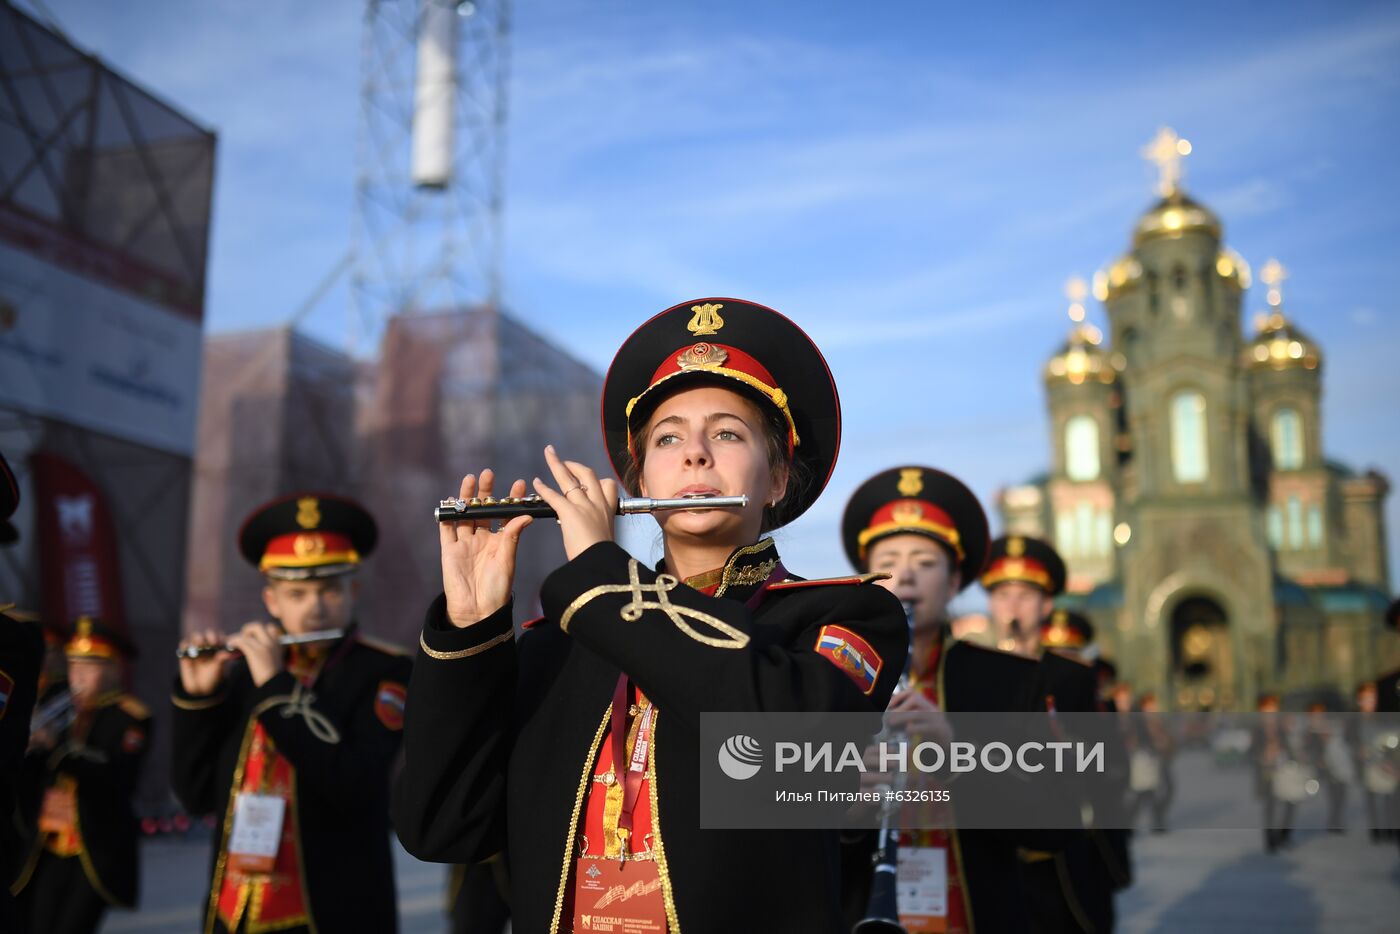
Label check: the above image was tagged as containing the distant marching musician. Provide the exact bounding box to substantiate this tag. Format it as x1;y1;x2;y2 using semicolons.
14;617;150;934
171;494;411;934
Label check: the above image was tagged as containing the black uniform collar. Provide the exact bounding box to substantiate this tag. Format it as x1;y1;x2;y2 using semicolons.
659;537;784;604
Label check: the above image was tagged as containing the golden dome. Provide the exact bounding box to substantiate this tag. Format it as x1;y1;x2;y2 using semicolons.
1214;248;1251;292
1046;323;1122;385
1133;192;1222;247
1246;311;1320;372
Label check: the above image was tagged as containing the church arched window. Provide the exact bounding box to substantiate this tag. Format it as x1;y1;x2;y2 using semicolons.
1286;496;1304;550
1170;390;1209;483
1065;415;1100;481
1270;407;1304;470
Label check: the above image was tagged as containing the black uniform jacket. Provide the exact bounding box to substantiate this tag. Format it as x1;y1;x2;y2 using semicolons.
1377;667;1400;713
392;538;908;934
171;627;412;934
1032;651;1133;931
842;633;1054;933
1;612;42;927
14;691;151;907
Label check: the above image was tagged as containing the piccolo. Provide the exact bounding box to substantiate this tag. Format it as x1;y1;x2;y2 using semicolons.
435;493;748;522
175;628;347;660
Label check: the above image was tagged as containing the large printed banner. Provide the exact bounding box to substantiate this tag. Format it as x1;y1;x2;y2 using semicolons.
32;451;126;633
0;241;202;456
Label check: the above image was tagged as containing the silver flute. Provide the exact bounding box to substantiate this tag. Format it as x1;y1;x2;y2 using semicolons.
435;493;748;522
175;628;347;660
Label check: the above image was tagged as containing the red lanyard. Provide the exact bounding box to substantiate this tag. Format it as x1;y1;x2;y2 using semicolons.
610;674;655;849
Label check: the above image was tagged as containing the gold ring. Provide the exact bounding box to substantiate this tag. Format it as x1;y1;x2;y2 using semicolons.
564;483;586;496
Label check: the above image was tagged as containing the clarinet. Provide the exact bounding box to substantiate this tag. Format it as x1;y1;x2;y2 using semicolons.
854;602;917;934
30;689;76;735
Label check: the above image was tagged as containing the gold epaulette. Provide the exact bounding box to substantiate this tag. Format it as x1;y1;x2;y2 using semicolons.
356;633;411;657
767;573;891;591
118;694;152;719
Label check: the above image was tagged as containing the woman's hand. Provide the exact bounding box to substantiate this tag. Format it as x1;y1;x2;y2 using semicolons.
441;470;533;628
532;445;619;562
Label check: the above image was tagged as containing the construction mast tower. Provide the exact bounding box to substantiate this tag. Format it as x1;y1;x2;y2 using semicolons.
351;0;510;348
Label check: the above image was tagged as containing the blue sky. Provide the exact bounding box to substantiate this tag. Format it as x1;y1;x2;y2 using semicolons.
30;0;1400;610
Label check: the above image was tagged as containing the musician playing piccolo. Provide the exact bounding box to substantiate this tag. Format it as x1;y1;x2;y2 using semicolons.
392;298;909;933
170;494;411;934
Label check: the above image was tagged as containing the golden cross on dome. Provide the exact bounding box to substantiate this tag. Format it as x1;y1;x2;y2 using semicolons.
1142;127;1192;198
1260;258;1287;308
1065;276;1088;323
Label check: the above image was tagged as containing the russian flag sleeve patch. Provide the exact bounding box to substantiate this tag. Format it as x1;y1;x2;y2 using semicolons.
815;625;882;695
374;681;408;731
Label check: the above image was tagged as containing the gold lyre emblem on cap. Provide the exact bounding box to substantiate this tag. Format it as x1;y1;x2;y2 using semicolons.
296;497;321;530
293;533;327;558
677;342;728;370
891;501;924;524
897;469;924;497
77;616;93;637
1008;536;1026;557
687;303;725;336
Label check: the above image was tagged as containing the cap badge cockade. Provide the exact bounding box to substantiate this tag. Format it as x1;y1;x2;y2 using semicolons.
891;501;925;524
677;342;729;370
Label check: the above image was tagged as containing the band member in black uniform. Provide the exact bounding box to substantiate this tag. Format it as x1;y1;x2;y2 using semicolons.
1034;610;1133;933
1;451;44;931
839;466;1049;934
171;494;412;934
14;618;150;934
1378;600;1400;714
392;298;908;933
979;539;1114;933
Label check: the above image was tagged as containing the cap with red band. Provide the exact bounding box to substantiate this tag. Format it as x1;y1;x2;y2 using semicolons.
65;616;135;660
238;493;377;581
1040;609;1094;649
981;535;1066;597
601;298;840;527
841;466;989;590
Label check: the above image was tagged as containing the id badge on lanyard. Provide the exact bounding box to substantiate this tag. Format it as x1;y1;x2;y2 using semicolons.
573;677;666;933
228;792;287;874
898;845;949;933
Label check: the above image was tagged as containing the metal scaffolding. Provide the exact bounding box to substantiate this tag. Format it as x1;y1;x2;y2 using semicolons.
351;0;510;351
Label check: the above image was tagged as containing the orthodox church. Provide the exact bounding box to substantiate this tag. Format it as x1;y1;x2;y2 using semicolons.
999;129;1393;710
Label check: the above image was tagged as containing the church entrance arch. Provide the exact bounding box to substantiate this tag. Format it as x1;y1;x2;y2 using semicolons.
1168;595;1235;710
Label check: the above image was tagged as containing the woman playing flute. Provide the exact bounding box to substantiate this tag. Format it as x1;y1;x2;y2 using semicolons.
393;298;908;933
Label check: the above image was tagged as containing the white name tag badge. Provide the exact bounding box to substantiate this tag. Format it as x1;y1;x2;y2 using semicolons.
898;845;949;933
228;793;287;873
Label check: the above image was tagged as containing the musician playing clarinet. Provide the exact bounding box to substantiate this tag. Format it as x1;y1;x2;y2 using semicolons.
171;494;411;934
393;298;908;933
